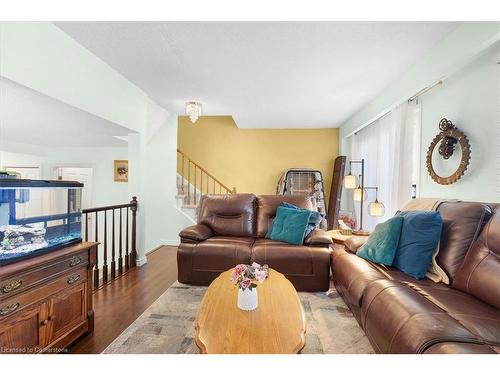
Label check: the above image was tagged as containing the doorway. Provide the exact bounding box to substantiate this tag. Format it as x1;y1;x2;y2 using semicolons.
55;167;94;240
55;167;94;209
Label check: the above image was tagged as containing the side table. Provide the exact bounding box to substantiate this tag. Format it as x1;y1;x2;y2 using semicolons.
327;229;355;245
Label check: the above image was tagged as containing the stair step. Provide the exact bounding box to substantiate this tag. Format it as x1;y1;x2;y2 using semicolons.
182;204;197;209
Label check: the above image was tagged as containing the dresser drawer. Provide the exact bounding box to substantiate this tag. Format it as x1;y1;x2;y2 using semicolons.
0;267;87;321
0;251;89;301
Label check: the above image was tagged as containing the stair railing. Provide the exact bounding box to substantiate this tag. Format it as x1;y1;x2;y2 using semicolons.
82;197;138;290
177;149;236;207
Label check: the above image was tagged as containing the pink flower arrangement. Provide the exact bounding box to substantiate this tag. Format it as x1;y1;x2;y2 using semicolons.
230;262;269;291
339;213;356;229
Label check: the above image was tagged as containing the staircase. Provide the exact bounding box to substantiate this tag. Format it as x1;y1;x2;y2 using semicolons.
176;149;236;222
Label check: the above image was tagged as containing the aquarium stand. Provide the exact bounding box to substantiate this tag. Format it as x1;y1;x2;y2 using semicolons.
0;241;97;353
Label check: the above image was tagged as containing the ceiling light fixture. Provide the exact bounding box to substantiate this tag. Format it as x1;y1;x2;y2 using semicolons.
186;101;202;123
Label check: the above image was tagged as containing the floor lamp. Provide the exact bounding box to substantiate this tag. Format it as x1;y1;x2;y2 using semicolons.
343;159;385;235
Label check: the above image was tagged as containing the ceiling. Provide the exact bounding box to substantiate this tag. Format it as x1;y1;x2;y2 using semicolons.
56;22;458;129
0;78;130;147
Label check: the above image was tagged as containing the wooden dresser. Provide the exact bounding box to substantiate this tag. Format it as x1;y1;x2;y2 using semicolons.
0;242;97;354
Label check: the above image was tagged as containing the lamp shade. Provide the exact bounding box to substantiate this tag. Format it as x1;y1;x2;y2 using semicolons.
369;200;385;217
353;188;367;201
344;174;357;189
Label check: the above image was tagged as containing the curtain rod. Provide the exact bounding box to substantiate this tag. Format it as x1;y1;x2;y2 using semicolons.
344;36;500;140
408;80;443;101
346;79;443;138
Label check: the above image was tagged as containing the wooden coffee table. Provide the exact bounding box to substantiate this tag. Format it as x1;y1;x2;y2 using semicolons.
194;268;306;354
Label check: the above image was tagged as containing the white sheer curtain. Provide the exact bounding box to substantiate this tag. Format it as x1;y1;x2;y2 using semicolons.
348;100;421;230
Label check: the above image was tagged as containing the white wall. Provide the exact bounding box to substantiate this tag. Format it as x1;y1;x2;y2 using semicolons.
128;113;193;262
0;22;148;133
418;45;499;202
44;146;130;207
1;22;190;266
339;23;499;141
340;23;500;205
0;142;129;207
143;115;193;251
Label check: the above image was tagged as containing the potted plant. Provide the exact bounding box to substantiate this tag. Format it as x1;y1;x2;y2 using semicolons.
230;262;269;311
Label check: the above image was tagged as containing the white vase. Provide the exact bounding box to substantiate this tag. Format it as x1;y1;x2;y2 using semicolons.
237;287;258;311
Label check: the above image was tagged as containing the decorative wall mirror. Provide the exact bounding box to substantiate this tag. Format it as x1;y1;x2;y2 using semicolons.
426;118;471;185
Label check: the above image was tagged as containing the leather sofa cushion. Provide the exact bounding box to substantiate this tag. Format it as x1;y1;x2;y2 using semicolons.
436;202;492;281
251;238;331;291
402;283;500;344
362;279;479;354
359;261;500;343
198;193;256;237
384;267;449;287
424;342;498;354
191;236;254;272
179;224;213;243
453;208;500;309
331;247;386;307
344;236;368;253
256;195;314;238
251;238;318;275
304;229;333;246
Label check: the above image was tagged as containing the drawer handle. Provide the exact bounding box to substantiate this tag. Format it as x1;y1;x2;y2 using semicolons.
67;274;81;284
69;257;82;267
0;302;20;316
1;279;23;294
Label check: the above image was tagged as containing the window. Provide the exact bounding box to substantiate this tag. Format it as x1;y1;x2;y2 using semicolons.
347;100;421;230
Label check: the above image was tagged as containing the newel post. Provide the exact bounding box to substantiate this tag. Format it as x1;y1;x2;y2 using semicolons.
130;196;138;267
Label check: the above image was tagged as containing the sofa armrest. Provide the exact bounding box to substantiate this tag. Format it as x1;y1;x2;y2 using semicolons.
304;229;333;246
179;224;213;242
344;236;368;253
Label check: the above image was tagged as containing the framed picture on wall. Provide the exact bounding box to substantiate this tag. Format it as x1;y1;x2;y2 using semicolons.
114;160;128;182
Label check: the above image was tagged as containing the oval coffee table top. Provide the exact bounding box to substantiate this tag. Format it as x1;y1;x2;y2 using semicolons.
195;268;306;354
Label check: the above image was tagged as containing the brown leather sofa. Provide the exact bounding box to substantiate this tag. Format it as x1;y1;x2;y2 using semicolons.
177;193;332;291
331;201;500;354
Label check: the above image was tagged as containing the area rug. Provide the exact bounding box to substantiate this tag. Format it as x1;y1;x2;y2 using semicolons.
103;282;374;354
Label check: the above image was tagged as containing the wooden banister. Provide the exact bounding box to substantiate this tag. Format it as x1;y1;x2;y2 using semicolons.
82;197;138;291
177;149;234;193
177;149;236;207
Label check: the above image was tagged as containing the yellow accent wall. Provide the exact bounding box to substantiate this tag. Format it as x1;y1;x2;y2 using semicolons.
177;116;339;201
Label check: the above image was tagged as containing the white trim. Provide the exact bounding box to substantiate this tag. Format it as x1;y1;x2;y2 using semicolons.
136;256;148;267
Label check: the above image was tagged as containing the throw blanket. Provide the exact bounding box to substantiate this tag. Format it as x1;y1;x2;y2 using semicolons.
401;198;459;284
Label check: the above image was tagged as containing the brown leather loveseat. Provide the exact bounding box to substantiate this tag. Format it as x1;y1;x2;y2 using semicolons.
177;193;332;291
331;201;500;354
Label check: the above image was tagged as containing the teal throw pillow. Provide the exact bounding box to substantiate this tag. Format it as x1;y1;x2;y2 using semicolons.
280;202;324;236
356;216;404;265
265;201;323;239
393;211;443;279
270;206;312;245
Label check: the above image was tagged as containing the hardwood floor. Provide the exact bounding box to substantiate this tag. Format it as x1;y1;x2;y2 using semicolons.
68;246;178;354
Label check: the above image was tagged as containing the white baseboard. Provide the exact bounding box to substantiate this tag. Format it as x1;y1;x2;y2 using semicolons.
136;256;148;267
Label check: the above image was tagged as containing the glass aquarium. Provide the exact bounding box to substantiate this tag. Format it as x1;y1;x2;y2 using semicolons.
0;176;83;265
